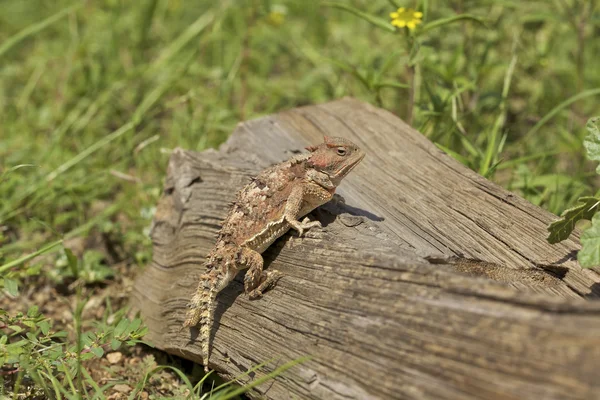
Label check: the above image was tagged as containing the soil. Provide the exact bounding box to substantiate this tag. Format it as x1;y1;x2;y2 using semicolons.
1;230;214;399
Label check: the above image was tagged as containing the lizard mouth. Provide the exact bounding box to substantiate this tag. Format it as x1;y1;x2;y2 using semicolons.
334;151;365;180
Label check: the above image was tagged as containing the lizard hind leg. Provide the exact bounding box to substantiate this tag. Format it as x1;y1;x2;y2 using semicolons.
241;247;283;299
247;270;283;299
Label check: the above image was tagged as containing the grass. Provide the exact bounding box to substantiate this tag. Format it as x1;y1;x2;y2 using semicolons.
1;0;599;398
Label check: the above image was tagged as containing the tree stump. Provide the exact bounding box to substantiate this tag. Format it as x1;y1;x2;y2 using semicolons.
131;98;600;400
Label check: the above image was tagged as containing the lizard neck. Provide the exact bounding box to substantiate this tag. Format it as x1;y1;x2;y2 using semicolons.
306;168;336;190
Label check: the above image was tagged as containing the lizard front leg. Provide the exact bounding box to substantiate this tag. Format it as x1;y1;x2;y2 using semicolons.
283;184;327;237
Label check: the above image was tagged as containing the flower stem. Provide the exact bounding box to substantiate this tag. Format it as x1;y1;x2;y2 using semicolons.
406;64;415;125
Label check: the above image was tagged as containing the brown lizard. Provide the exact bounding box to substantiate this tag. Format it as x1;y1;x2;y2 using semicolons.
183;136;365;372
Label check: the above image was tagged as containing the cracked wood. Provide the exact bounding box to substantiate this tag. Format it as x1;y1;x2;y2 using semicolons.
132;98;600;400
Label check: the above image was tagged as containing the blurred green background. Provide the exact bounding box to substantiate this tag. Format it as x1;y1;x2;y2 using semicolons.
2;0;599;256
1;0;599;396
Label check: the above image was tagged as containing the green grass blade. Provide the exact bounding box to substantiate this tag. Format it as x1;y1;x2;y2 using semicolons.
0;239;63;274
59;360;79;397
138;0;160;50
207;357;279;393
419;14;486;34
44;7;217;183
149;9;217;74
81;367;104;399
45;122;135;182
321;2;396;32
0;3;83;58
435;143;469;165
374;81;410;90
128;365;195;400
481;44;517;176
37;369;63;400
0;164;37;181
217;356;310;400
523;88;600;141
496;150;563;169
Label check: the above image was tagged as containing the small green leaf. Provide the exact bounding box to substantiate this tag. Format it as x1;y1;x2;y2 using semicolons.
579;213;600;268
137;327;149;337
321;2;396;32
38;320;51;335
127;318;142;334
90;346;104;358
547;196;600;243
27;305;39;318
80;352;95;361
110;339;122;350
583;116;600;173
22;320;36;329
47;347;64;361
114;318;129;337
8;339;28;349
81;332;94;347
4;278;18;296
64;247;79;278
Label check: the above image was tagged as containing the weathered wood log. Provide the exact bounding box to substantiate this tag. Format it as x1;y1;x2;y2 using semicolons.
132;98;600;400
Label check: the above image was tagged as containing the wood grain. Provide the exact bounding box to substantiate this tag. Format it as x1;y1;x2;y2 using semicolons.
132;98;600;400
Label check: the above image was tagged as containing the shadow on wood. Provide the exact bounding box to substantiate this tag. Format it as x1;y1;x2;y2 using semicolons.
131;98;600;400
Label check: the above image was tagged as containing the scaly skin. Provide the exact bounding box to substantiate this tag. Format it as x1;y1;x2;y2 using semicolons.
183;136;365;372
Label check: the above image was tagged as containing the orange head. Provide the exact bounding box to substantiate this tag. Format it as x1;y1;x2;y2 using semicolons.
306;136;365;185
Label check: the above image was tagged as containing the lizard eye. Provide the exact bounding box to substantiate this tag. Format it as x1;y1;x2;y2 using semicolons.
336;148;347;156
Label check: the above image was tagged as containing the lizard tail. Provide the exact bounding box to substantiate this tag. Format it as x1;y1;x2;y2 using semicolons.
183;273;218;373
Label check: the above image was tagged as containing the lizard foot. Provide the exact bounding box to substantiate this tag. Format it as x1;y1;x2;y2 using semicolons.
291;217;322;237
248;270;283;299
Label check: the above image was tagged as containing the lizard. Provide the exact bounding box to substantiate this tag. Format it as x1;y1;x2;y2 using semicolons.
182;136;365;372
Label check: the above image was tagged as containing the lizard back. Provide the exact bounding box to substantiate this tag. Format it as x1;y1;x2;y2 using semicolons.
217;154;310;253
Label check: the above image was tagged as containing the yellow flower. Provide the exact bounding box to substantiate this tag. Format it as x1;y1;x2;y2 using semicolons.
267;11;285;27
390;7;423;30
266;5;287;27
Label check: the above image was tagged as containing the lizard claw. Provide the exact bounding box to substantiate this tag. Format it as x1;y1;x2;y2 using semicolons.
287;216;322;237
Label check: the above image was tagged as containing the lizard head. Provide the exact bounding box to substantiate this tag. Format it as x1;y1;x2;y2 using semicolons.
305;136;365;186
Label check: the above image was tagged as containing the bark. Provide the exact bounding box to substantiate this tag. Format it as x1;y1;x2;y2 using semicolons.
131;98;600;400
